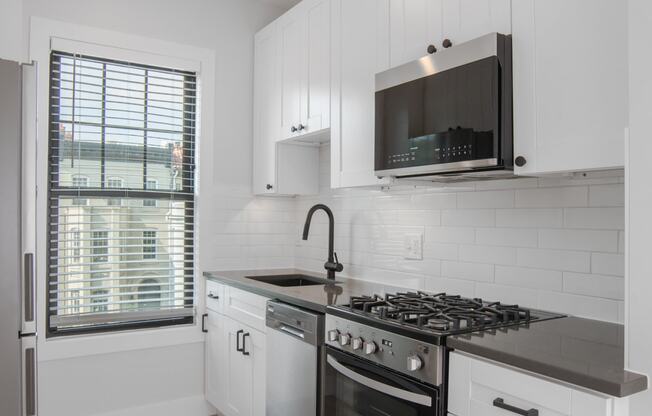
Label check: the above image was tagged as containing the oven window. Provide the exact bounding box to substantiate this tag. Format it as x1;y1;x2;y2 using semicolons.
325;349;440;416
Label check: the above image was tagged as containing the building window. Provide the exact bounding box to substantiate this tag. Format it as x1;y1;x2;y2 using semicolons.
143;230;157;259
71;228;81;261
47;51;196;336
91;230;109;263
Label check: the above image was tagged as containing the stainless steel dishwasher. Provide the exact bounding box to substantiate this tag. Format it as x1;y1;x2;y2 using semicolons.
266;300;324;416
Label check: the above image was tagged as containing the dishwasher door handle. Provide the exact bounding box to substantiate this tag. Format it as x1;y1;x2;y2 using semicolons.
278;324;305;339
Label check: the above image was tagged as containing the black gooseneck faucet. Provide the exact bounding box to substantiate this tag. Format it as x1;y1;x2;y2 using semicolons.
302;204;343;280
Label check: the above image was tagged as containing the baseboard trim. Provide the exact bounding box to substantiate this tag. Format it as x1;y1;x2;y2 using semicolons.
93;395;215;416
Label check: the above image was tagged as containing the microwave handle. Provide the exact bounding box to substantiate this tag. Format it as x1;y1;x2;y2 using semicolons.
326;355;432;407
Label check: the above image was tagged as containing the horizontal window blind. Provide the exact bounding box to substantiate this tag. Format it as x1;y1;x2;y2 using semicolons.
47;51;196;334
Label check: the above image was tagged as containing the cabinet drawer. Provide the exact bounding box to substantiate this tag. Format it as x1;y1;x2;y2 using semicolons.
448;352;618;416
206;280;225;313
223;285;269;333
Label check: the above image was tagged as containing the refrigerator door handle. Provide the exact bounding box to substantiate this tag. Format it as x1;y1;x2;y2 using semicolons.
24;346;36;415
23;253;34;323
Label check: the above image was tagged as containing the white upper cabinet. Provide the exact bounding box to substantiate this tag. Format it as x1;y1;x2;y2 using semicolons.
388;0;510;67
278;0;331;141
253;21;319;196
330;0;392;188
512;0;627;175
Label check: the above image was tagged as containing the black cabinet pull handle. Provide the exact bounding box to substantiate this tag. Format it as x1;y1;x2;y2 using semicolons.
236;329;244;352
291;126;298;132
442;38;453;48
201;313;208;333
427;44;437;54
297;124;305;131
207;293;219;299
242;332;251;356
266;184;273;190
493;398;539;416
515;156;527;167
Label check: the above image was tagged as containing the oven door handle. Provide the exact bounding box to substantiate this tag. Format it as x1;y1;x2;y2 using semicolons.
326;355;433;407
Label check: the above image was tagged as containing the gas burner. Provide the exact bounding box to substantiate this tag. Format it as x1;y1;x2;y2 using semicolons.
345;291;538;335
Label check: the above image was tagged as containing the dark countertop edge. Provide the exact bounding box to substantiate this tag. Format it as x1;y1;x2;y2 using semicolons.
203;270;328;313
447;337;648;398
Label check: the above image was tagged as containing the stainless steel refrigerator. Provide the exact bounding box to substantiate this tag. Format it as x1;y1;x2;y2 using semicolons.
0;58;38;416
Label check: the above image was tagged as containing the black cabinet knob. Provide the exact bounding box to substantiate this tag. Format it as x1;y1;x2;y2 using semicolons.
427;44;437;54
290;126;298;133
266;184;273;190
442;39;452;48
515;156;527;167
297;124;305;131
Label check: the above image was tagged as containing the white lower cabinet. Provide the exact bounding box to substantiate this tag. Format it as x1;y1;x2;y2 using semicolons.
448;352;628;416
205;291;268;416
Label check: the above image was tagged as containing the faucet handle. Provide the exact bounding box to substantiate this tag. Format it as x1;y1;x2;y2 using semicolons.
333;252;344;272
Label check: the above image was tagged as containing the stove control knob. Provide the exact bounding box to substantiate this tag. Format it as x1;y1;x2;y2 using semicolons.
327;330;339;342
363;341;377;355
351;337;363;350
407;354;422;372
338;333;351;346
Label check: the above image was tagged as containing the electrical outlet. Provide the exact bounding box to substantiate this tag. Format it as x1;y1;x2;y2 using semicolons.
404;233;423;260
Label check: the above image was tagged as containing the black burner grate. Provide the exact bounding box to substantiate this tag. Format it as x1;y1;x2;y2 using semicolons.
346;291;536;335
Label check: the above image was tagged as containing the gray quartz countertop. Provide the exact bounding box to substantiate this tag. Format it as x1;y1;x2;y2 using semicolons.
203;268;393;313
448;316;647;397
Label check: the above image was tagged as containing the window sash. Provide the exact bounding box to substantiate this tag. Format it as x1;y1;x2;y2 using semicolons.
47;50;196;335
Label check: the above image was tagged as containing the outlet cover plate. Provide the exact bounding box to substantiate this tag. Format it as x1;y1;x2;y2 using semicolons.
404;232;423;260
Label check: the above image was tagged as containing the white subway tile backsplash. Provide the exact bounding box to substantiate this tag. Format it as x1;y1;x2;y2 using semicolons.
589;184;624;207
457;190;515;208
517;248;591;272
442;209;495;227
210;148;625;323
441;261;494;282
591;253;625;276
495;265;563;291
563;207;624;229
538;229;618;252
563;272;624;300
515;187;588;208
459;244;516;265
495;208;563;228
476;228;538;247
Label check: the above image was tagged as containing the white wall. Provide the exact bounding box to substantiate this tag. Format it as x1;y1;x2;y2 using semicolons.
21;1;290;415
295;146;626;323
626;0;652;411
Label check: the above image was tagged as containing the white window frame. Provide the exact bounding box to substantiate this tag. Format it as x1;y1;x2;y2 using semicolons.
29;17;215;360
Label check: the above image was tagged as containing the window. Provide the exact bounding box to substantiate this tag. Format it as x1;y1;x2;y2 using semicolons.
143;230;157;259
47;51;196;335
71;228;81;261
91;230;109;263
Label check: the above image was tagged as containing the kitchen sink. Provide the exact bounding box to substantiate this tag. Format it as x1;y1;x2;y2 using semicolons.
245;274;331;287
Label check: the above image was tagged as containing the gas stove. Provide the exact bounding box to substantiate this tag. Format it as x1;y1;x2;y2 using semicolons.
324;291;564;395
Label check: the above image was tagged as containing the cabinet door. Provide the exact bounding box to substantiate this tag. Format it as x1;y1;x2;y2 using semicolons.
253;22;280;194
303;0;331;134
278;8;306;141
330;0;391;188
389;0;443;67
512;0;627;175
205;311;225;410
442;0;511;46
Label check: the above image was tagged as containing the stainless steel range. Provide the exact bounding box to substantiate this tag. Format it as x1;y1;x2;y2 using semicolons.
322;291;563;415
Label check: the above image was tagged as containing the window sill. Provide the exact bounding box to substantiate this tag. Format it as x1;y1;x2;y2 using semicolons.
38;321;204;362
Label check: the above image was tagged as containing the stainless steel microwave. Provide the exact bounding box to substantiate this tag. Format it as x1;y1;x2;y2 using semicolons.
374;33;513;181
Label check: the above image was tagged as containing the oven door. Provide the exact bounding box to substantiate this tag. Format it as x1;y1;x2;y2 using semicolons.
323;347;441;416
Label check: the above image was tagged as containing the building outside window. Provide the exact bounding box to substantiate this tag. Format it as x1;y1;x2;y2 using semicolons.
71;228;81;262
91;230;109;263
143;230;157;259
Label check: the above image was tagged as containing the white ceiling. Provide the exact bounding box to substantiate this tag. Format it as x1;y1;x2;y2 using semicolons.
255;0;300;10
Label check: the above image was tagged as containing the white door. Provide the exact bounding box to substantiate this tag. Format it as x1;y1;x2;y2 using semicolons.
442;0;511;46
303;0;331;134
253;22;280;194
512;0;627;175
389;0;443;67
330;0;391;188
278;8;306;140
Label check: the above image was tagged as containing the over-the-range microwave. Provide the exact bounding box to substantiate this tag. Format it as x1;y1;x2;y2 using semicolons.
374;33;513;182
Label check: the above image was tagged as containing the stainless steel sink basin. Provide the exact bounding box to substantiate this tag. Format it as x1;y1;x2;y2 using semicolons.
245;274;331;287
